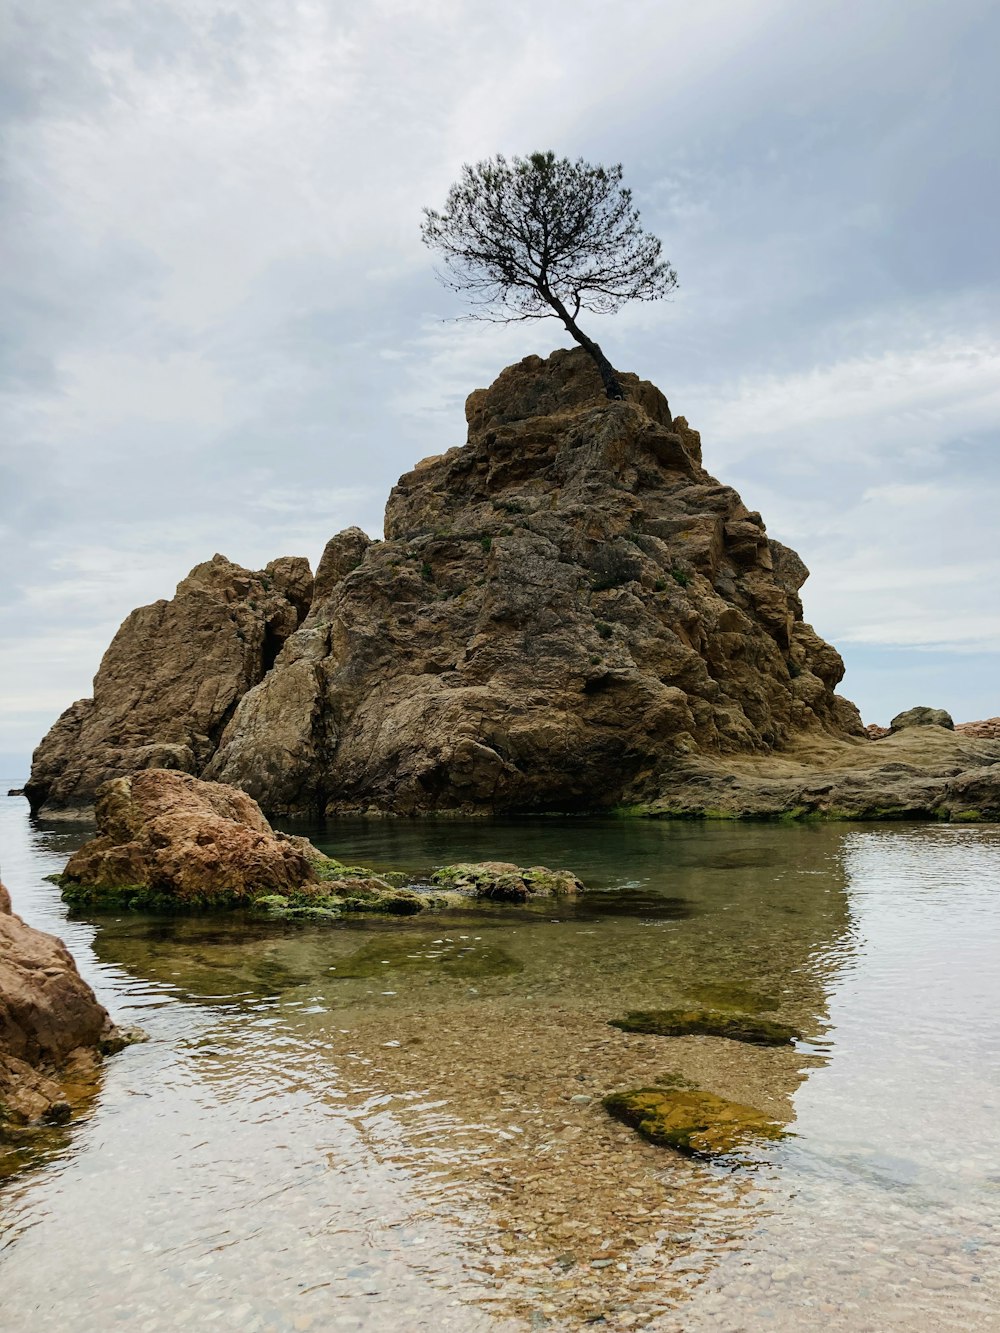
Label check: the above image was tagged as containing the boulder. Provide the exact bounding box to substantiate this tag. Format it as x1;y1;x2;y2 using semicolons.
890;706;955;732
1;880;126;1130
27;554;313;817
60;769;325;908
429;861;585;902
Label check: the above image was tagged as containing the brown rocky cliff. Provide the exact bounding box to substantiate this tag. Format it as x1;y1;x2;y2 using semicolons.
204;348;861;815
27;554;313;817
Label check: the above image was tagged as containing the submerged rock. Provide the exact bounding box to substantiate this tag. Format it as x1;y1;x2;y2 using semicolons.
429;861;585;902
0;880;129;1134
603;1086;784;1156
609;1007;800;1046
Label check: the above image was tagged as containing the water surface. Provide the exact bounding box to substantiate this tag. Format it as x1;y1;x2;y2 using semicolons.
1;791;997;1330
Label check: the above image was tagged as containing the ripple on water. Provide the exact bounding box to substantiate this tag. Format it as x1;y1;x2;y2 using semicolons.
1;797;999;1330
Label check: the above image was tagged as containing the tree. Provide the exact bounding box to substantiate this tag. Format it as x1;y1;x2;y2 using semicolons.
421;151;677;400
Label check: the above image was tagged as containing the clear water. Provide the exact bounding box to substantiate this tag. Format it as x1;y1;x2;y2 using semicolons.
1;788;998;1331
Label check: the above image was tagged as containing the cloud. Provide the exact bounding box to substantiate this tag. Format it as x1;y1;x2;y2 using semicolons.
2;0;999;759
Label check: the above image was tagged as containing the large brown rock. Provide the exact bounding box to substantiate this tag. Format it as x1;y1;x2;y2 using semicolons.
27;554;314;817
1;880;122;1128
62;769;322;906
205;348;859;815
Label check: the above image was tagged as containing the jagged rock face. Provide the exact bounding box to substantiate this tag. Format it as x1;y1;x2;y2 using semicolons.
27;554;313;816
1;880;119;1125
206;348;857;815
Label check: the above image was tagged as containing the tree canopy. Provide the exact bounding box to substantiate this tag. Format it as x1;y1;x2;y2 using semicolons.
421;151;677;398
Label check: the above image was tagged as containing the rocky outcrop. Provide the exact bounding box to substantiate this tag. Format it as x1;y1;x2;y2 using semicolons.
203;348;861;815
26;555;313;817
61;769;327;907
1;880;125;1129
633;723;1000;821
59;771;589;916
890;705;954;732
428;862;584;902
29;346;995;821
956;717;1000;741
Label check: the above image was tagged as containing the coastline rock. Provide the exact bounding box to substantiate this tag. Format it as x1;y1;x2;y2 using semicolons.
1;880;124;1130
26;554;313;817
58;770;492;916
27;347;999;822
429;862;585;902
890;706;954;732
60;769;327;908
633;723;1000;821
955;716;1000;741
204;348;858;815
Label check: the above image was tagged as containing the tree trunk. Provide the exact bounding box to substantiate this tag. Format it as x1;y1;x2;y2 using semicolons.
544;294;626;399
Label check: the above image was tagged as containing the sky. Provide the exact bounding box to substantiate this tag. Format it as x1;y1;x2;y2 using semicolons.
2;0;998;775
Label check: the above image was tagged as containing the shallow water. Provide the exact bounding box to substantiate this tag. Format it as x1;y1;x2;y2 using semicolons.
1;790;998;1331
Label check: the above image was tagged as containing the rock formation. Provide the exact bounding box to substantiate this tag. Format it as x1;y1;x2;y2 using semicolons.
26;554;313;817
62;769;324;906
957;717;1000;741
59;769;585;915
27;347;999;820
202;349;860;816
1;880;125;1129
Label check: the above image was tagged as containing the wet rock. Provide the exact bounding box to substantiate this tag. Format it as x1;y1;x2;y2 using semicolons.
609;1007;800;1046
0;879;127;1131
6;788;23;797
429;862;585;902
603;1087;784;1156
60;769;324;908
27;554;314;818
57;770;429;915
890;706;955;732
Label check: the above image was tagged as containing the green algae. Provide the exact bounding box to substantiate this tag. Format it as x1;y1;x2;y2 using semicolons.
685;981;780;1012
430;862;582;901
603;1086;784;1157
609;1006;800;1046
334;932;523;981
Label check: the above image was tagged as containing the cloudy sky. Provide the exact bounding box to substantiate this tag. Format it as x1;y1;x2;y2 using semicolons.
2;0;998;774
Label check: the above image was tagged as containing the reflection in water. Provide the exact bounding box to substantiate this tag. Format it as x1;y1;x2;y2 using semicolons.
0;795;998;1330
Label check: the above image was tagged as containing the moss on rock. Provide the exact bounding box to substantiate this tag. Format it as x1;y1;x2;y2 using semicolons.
430;861;584;901
603;1087;784;1156
609;1007;800;1046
